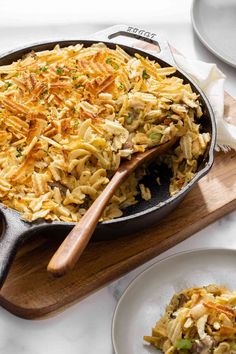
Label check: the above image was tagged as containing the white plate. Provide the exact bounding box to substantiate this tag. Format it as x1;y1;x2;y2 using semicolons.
191;0;236;67
112;248;236;354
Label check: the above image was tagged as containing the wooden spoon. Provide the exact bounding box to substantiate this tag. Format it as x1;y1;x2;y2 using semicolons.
47;137;176;276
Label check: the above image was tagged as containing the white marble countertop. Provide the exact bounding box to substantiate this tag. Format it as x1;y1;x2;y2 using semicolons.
0;1;236;353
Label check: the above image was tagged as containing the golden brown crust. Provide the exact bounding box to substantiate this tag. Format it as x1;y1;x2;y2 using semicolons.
0;43;210;222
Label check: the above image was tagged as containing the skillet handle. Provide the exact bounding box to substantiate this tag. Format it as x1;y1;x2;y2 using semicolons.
0;207;30;288
90;24;176;66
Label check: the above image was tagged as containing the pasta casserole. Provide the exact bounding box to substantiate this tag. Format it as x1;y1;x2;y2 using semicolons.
144;285;236;354
0;43;210;222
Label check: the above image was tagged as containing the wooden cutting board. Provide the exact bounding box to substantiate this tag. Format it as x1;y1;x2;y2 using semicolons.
0;54;236;319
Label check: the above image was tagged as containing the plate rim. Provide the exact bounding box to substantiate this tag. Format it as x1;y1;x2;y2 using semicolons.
111;247;236;353
191;0;236;68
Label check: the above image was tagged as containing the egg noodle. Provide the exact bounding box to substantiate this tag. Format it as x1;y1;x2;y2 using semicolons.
144;285;236;354
0;43;210;222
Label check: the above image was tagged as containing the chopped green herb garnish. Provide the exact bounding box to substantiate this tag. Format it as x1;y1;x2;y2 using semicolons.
175;339;192;350
113;63;119;70
16;147;23;158
43;89;48;95
74;84;82;89
5;82;12;88
126;114;133;125
40;66;48;72
149;132;162;141
142;69;150;80
106;58;119;70
72;107;76;113
74;120;79;128
56;67;63;75
106;58;112;64
118;83;123;90
72;76;78;80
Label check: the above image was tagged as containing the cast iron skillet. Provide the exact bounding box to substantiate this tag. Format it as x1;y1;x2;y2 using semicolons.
0;25;216;288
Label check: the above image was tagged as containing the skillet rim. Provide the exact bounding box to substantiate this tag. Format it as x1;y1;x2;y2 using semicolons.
0;39;216;226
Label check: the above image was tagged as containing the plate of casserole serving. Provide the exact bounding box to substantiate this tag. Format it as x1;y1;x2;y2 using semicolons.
112;248;236;354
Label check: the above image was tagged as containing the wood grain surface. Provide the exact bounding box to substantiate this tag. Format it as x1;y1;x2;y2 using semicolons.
1;145;236;319
0;50;236;319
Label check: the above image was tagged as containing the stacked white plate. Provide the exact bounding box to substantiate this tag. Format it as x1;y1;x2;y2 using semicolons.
191;0;236;67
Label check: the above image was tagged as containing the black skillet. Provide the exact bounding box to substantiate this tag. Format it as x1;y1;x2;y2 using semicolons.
0;25;216;288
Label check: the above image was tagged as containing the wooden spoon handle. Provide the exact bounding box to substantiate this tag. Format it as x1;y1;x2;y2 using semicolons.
47;169;128;275
47;138;176;276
